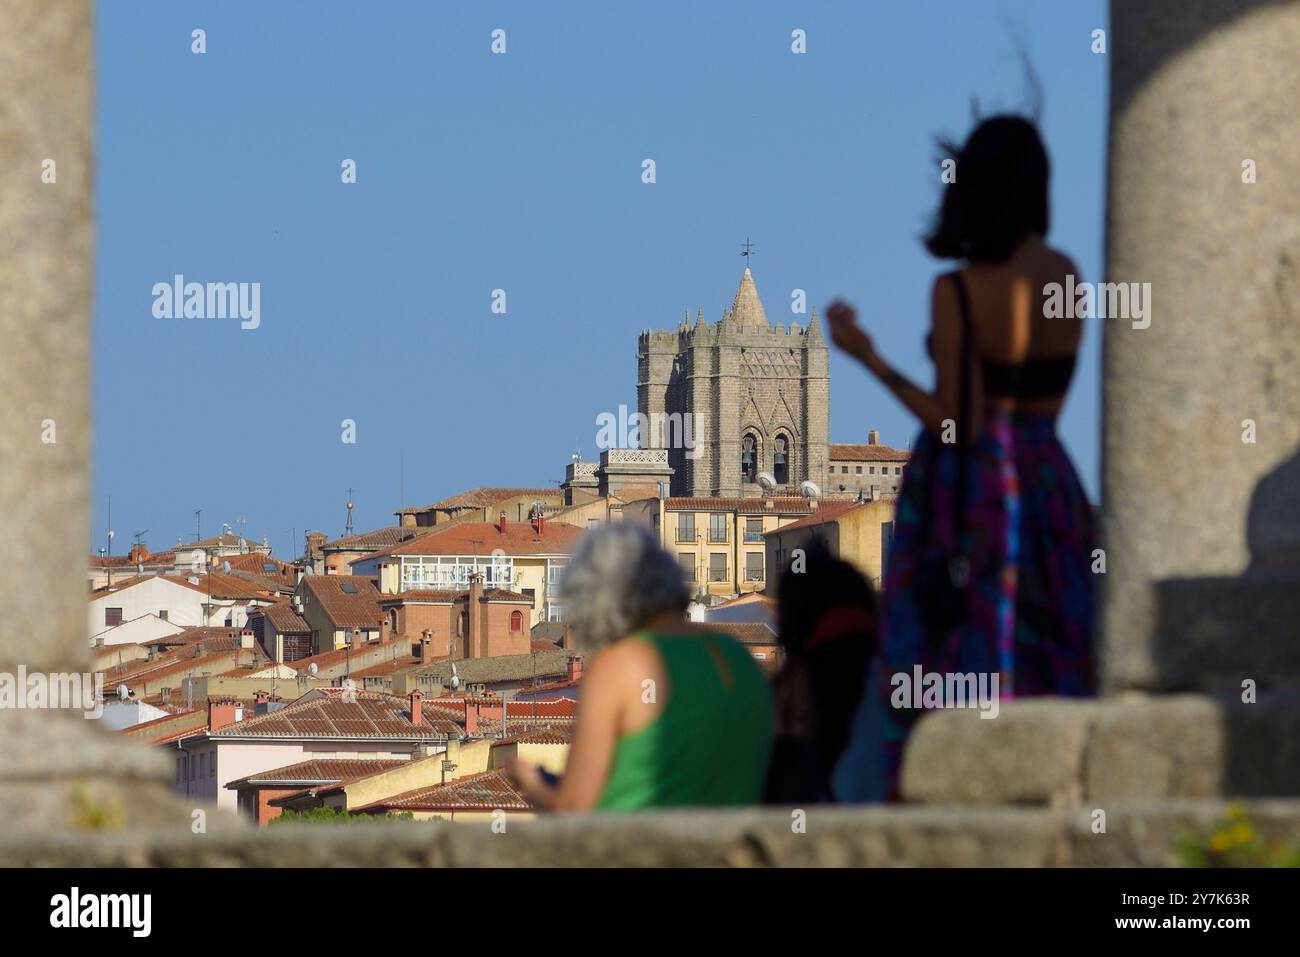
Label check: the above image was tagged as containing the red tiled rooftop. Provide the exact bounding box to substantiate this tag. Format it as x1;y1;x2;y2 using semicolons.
829;443;911;462
300;575;383;629
663;497;815;513
373;520;583;560
355;768;531;812
225;758;407;789
397;488;559;514
206;690;464;740
765;500;872;534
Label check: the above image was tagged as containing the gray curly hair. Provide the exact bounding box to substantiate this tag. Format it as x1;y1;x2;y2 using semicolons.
559;522;689;651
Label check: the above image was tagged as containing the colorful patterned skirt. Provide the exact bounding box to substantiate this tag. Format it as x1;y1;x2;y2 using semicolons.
834;410;1095;802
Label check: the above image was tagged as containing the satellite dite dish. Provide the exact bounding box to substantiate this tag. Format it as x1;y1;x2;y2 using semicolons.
308;662;319;677
222;560;231;573
449;661;461;691
117;684;129;701
799;480;822;498
756;473;777;494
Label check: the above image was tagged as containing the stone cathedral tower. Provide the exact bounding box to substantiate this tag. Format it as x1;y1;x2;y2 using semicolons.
637;265;830;498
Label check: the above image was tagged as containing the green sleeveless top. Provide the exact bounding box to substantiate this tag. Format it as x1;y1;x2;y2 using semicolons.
595;630;773;811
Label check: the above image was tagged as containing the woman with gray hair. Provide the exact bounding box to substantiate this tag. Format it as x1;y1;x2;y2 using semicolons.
510;522;773;811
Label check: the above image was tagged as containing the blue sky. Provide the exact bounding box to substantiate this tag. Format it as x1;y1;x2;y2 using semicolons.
95;0;1108;557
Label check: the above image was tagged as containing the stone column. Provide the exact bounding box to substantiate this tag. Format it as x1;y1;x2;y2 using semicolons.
0;0;190;832
1102;0;1300;692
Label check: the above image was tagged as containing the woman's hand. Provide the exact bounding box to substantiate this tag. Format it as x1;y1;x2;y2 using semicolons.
826;299;876;363
504;757;558;810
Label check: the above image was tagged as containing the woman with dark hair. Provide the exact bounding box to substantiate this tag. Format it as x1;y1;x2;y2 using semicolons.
828;115;1095;801
764;539;876;804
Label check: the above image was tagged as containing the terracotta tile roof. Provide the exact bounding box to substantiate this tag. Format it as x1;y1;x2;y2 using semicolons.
373;520;583;560
207;690;465;740
118;708;206;744
90;573;278;602
324;526;432;551
145;626;244;647
356;768;532;812
491;727;571;746
513;676;580;696
708;622;779;646
829;443;911;462
256;603;311;633
225;758;407;789
300;575;383;630
97;643;267;689
765;500;871;534
411;649;578;686
348;656;422;679
92;551;177;570
398;488;559;514
222;552;294;577
663;497;815;513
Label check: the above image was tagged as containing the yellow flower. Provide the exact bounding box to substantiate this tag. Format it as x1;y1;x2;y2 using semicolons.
1209;831;1233;853
1230;823;1253;845
1225;802;1247;822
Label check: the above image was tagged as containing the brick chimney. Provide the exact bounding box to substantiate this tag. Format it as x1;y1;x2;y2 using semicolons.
566;655;583;682
416;629;433;663
350;627;363;651
498;509;507;532
560;625;574;651
463;698;478;735
467;574;484;658
408;689;423;726
207;695;242;731
442;734;461;784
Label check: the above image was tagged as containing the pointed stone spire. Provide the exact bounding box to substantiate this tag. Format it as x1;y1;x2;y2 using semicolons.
806;306;825;343
695;307;703;327
730;266;769;331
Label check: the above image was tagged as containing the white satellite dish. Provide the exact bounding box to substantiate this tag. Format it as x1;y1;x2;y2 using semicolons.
308;662;318;677
756;473;777;494
799;480;822;498
449;661;461;691
222;560;231;573
116;684;129;701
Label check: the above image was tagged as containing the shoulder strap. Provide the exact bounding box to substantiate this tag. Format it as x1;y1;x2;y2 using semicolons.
949;271;974;565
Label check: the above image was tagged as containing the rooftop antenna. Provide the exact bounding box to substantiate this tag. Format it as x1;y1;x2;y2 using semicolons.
106;496;114;588
194;508;203;543
237;515;247;549
345;488;355;538
132;529;149;550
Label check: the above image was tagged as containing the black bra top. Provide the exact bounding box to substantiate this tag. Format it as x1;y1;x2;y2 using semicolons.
981;353;1077;399
934;271;1077;400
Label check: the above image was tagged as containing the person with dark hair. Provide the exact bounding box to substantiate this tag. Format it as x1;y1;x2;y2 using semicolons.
826;115;1095;801
764;539;876;804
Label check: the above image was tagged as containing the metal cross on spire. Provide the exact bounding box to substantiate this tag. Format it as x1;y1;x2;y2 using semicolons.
741;237;755;267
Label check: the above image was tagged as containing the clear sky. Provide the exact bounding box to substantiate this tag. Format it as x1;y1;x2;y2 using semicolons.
94;0;1108;558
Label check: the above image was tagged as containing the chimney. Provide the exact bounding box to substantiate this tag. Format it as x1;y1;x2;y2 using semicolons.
409;689;423;726
467;574;484;658
567;655;583;682
240;628;255;651
442;734;461;783
868;429;880;446
498;509;507;532
350;627;363;651
464;698;478;735
560;625;574;651
207;695;241;731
